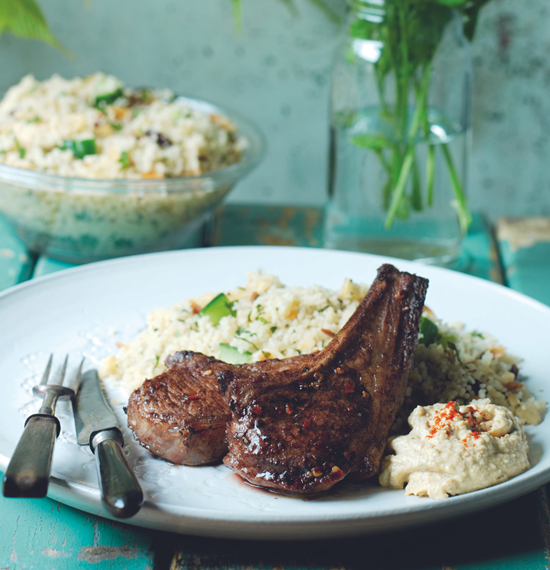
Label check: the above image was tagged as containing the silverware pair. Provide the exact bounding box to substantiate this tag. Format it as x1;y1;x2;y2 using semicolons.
2;355;143;519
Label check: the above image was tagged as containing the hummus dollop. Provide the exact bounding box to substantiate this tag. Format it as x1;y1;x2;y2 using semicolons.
379;399;529;499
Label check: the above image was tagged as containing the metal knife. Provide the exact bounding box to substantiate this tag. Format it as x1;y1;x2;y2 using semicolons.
73;369;143;519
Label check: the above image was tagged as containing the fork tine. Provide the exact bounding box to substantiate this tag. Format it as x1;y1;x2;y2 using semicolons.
54;355;69;386
68;358;85;392
40;354;53;385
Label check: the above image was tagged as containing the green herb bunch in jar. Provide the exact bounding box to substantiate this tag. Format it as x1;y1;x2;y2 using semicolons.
324;0;487;265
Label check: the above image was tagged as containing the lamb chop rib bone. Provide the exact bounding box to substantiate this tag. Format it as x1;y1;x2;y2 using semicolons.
218;263;428;495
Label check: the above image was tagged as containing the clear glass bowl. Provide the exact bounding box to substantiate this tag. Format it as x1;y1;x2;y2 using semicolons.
0;97;265;264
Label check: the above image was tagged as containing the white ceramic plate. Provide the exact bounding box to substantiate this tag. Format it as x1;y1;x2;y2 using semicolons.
0;246;549;540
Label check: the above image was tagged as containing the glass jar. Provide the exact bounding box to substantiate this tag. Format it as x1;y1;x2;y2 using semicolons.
324;0;472;265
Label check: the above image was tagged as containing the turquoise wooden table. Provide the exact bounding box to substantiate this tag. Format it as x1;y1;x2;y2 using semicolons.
1;205;549;570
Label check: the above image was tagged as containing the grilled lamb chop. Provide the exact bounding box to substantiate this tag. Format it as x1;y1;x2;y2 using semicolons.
126;351;231;465
127;263;427;494
127;351;311;465
219;264;428;494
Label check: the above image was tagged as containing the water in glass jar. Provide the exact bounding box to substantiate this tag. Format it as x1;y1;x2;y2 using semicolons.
324;106;469;266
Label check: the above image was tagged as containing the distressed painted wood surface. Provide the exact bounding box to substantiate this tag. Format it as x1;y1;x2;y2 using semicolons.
169;490;549;570
1;207;550;570
496;217;550;307
0;496;160;569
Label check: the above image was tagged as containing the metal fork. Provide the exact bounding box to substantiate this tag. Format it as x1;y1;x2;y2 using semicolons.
2;355;83;498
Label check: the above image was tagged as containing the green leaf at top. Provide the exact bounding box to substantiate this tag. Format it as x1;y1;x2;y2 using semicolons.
351;133;389;150
0;0;72;56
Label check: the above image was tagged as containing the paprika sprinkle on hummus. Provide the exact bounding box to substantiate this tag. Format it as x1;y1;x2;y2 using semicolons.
379;399;530;499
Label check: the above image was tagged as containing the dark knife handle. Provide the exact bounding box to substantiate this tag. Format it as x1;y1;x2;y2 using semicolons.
92;429;143;519
2;414;60;498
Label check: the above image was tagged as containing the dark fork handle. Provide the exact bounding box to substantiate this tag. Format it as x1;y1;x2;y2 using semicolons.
2;414;60;498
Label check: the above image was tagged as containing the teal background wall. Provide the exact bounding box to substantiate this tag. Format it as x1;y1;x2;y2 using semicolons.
0;0;548;219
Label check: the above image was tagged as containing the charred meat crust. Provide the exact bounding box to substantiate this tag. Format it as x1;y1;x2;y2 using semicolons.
126;352;231;465
126;351;313;466
219;264;428;494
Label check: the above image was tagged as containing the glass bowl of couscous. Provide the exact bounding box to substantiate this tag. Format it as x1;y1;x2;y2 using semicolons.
0;73;264;263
